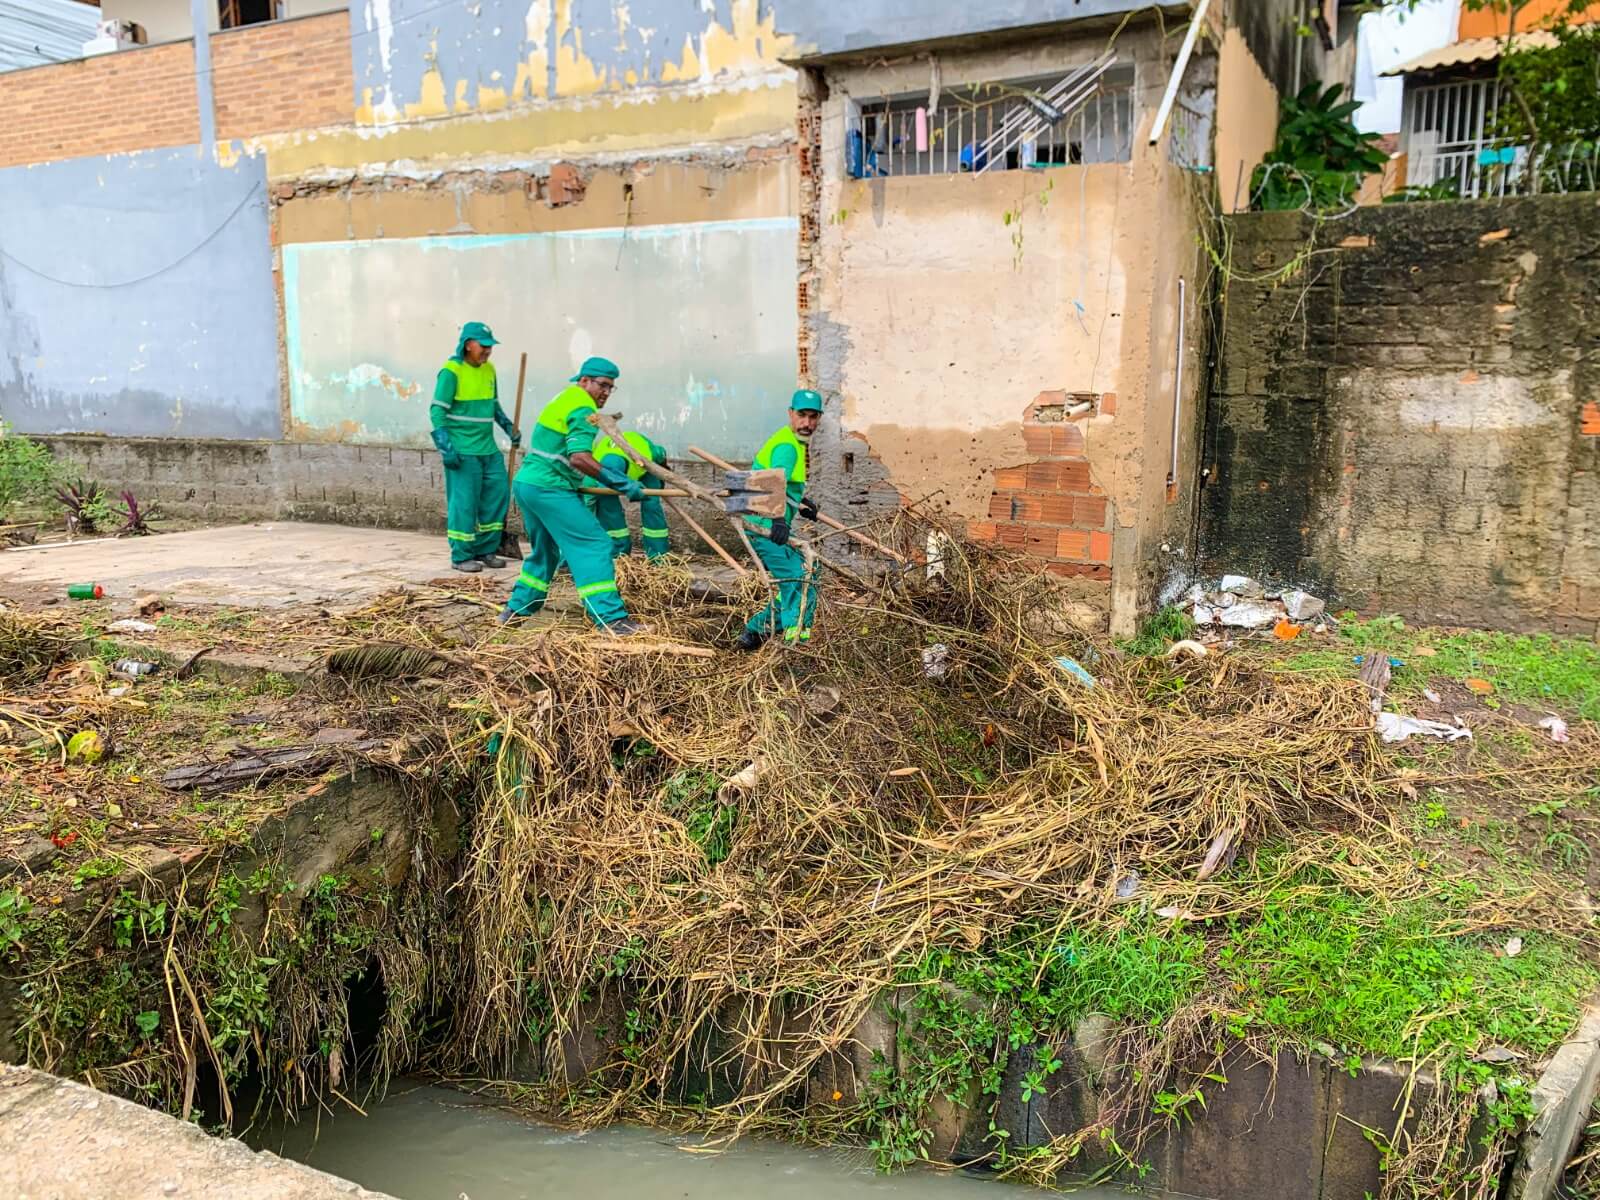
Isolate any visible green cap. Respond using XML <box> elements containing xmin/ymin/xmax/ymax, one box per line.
<box><xmin>790</xmin><ymin>388</ymin><xmax>823</xmax><ymax>412</ymax></box>
<box><xmin>459</xmin><ymin>321</ymin><xmax>497</xmax><ymax>348</ymax></box>
<box><xmin>570</xmin><ymin>356</ymin><xmax>621</xmax><ymax>382</ymax></box>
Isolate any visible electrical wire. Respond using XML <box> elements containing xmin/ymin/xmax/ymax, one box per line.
<box><xmin>0</xmin><ymin>182</ymin><xmax>263</xmax><ymax>289</ymax></box>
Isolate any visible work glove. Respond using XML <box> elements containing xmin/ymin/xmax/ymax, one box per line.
<box><xmin>494</xmin><ymin>408</ymin><xmax>521</xmax><ymax>447</ymax></box>
<box><xmin>600</xmin><ymin>466</ymin><xmax>645</xmax><ymax>503</ymax></box>
<box><xmin>769</xmin><ymin>518</ymin><xmax>790</xmax><ymax>547</ymax></box>
<box><xmin>430</xmin><ymin>428</ymin><xmax>461</xmax><ymax>469</ymax></box>
<box><xmin>798</xmin><ymin>495</ymin><xmax>819</xmax><ymax>522</ymax></box>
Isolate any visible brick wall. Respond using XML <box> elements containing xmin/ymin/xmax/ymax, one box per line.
<box><xmin>213</xmin><ymin>13</ymin><xmax>352</xmax><ymax>141</ymax></box>
<box><xmin>967</xmin><ymin>392</ymin><xmax>1115</xmax><ymax>585</ymax></box>
<box><xmin>0</xmin><ymin>44</ymin><xmax>200</xmax><ymax>169</ymax></box>
<box><xmin>0</xmin><ymin>12</ymin><xmax>351</xmax><ymax>171</ymax></box>
<box><xmin>1200</xmin><ymin>195</ymin><xmax>1600</xmax><ymax>635</ymax></box>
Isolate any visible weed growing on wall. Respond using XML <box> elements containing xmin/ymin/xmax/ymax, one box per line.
<box><xmin>0</xmin><ymin>422</ymin><xmax>61</xmax><ymax>520</ymax></box>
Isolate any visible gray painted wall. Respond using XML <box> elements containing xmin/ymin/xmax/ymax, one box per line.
<box><xmin>0</xmin><ymin>145</ymin><xmax>282</xmax><ymax>439</ymax></box>
<box><xmin>775</xmin><ymin>0</ymin><xmax>1150</xmax><ymax>59</ymax></box>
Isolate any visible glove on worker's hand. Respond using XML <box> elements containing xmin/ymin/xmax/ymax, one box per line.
<box><xmin>769</xmin><ymin>518</ymin><xmax>790</xmax><ymax>547</ymax></box>
<box><xmin>600</xmin><ymin>466</ymin><xmax>645</xmax><ymax>503</ymax></box>
<box><xmin>494</xmin><ymin>408</ymin><xmax>519</xmax><ymax>447</ymax></box>
<box><xmin>430</xmin><ymin>428</ymin><xmax>461</xmax><ymax>469</ymax></box>
<box><xmin>798</xmin><ymin>495</ymin><xmax>819</xmax><ymax>522</ymax></box>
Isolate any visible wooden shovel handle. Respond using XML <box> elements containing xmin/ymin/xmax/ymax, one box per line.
<box><xmin>684</xmin><ymin>445</ymin><xmax>906</xmax><ymax>563</ymax></box>
<box><xmin>665</xmin><ymin>498</ymin><xmax>748</xmax><ymax>576</ymax></box>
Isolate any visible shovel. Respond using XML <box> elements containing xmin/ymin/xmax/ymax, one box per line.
<box><xmin>497</xmin><ymin>352</ymin><xmax>528</xmax><ymax>560</ymax></box>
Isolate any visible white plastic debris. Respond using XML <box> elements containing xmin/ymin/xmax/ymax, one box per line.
<box><xmin>1375</xmin><ymin>712</ymin><xmax>1473</xmax><ymax>744</ymax></box>
<box><xmin>1219</xmin><ymin>574</ymin><xmax>1263</xmax><ymax>597</ymax></box>
<box><xmin>1423</xmin><ymin>688</ymin><xmax>1442</xmax><ymax>704</ymax></box>
<box><xmin>1218</xmin><ymin>601</ymin><xmax>1282</xmax><ymax>629</ymax></box>
<box><xmin>1281</xmin><ymin>589</ymin><xmax>1325</xmax><ymax>622</ymax></box>
<box><xmin>1053</xmin><ymin>656</ymin><xmax>1096</xmax><ymax>688</ymax></box>
<box><xmin>921</xmin><ymin>644</ymin><xmax>950</xmax><ymax>679</ymax></box>
<box><xmin>112</xmin><ymin>659</ymin><xmax>158</xmax><ymax>677</ymax></box>
<box><xmin>107</xmin><ymin>619</ymin><xmax>159</xmax><ymax>634</ymax></box>
<box><xmin>1538</xmin><ymin>716</ymin><xmax>1570</xmax><ymax>744</ymax></box>
<box><xmin>1504</xmin><ymin>935</ymin><xmax>1523</xmax><ymax>958</ymax></box>
<box><xmin>1162</xmin><ymin>639</ymin><xmax>1209</xmax><ymax>660</ymax></box>
<box><xmin>1114</xmin><ymin>872</ymin><xmax>1140</xmax><ymax>901</ymax></box>
<box><xmin>1192</xmin><ymin>604</ymin><xmax>1215</xmax><ymax>625</ymax></box>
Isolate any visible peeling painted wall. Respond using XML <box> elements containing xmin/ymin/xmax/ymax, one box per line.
<box><xmin>353</xmin><ymin>0</ymin><xmax>795</xmax><ymax>124</ymax></box>
<box><xmin>283</xmin><ymin>217</ymin><xmax>797</xmax><ymax>455</ymax></box>
<box><xmin>778</xmin><ymin>0</ymin><xmax>1156</xmax><ymax>60</ymax></box>
<box><xmin>0</xmin><ymin>145</ymin><xmax>282</xmax><ymax>439</ymax></box>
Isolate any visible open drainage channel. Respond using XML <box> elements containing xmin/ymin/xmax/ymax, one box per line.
<box><xmin>2</xmin><ymin>595</ymin><xmax>1598</xmax><ymax>1200</ymax></box>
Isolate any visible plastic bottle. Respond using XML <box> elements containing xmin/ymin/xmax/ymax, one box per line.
<box><xmin>67</xmin><ymin>583</ymin><xmax>103</xmax><ymax>600</ymax></box>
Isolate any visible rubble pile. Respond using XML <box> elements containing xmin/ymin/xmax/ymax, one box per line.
<box><xmin>1188</xmin><ymin>574</ymin><xmax>1328</xmax><ymax>633</ymax></box>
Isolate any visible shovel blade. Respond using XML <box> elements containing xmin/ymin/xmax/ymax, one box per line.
<box><xmin>720</xmin><ymin>468</ymin><xmax>787</xmax><ymax>520</ymax></box>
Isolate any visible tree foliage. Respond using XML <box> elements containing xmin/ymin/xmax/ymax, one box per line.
<box><xmin>1251</xmin><ymin>84</ymin><xmax>1389</xmax><ymax>211</ymax></box>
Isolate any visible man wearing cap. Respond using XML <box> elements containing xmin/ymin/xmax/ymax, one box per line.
<box><xmin>589</xmin><ymin>429</ymin><xmax>672</xmax><ymax>561</ymax></box>
<box><xmin>501</xmin><ymin>356</ymin><xmax>648</xmax><ymax>635</ymax></box>
<box><xmin>736</xmin><ymin>389</ymin><xmax>824</xmax><ymax>651</ymax></box>
<box><xmin>430</xmin><ymin>321</ymin><xmax>520</xmax><ymax>573</ymax></box>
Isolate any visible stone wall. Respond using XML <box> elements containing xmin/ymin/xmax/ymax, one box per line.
<box><xmin>1200</xmin><ymin>195</ymin><xmax>1600</xmax><ymax>635</ymax></box>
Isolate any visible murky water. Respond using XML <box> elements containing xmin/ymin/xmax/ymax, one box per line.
<box><xmin>256</xmin><ymin>1083</ymin><xmax>1128</xmax><ymax>1200</ymax></box>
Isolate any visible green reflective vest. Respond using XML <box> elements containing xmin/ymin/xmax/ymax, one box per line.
<box><xmin>437</xmin><ymin>359</ymin><xmax>499</xmax><ymax>455</ymax></box>
<box><xmin>518</xmin><ymin>385</ymin><xmax>599</xmax><ymax>491</ymax></box>
<box><xmin>592</xmin><ymin>430</ymin><xmax>656</xmax><ymax>481</ymax></box>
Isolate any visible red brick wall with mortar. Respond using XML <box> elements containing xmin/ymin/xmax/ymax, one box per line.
<box><xmin>0</xmin><ymin>44</ymin><xmax>200</xmax><ymax>169</ymax></box>
<box><xmin>1201</xmin><ymin>195</ymin><xmax>1600</xmax><ymax>635</ymax></box>
<box><xmin>967</xmin><ymin>392</ymin><xmax>1116</xmax><ymax>586</ymax></box>
<box><xmin>212</xmin><ymin>13</ymin><xmax>353</xmax><ymax>142</ymax></box>
<box><xmin>0</xmin><ymin>13</ymin><xmax>351</xmax><ymax>171</ymax></box>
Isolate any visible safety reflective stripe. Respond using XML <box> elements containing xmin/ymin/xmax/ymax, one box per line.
<box><xmin>430</xmin><ymin>399</ymin><xmax>450</xmax><ymax>410</ymax></box>
<box><xmin>477</xmin><ymin>521</ymin><xmax>503</xmax><ymax>532</ymax></box>
<box><xmin>641</xmin><ymin>527</ymin><xmax>670</xmax><ymax>539</ymax></box>
<box><xmin>518</xmin><ymin>572</ymin><xmax>550</xmax><ymax>593</ymax></box>
<box><xmin>445</xmin><ymin>414</ymin><xmax>495</xmax><ymax>423</ymax></box>
<box><xmin>783</xmin><ymin>626</ymin><xmax>801</xmax><ymax>642</ymax></box>
<box><xmin>607</xmin><ymin>528</ymin><xmax>631</xmax><ymax>539</ymax></box>
<box><xmin>447</xmin><ymin>530</ymin><xmax>475</xmax><ymax>541</ymax></box>
<box><xmin>576</xmin><ymin>581</ymin><xmax>617</xmax><ymax>597</ymax></box>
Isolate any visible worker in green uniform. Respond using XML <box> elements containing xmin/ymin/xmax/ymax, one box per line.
<box><xmin>736</xmin><ymin>389</ymin><xmax>824</xmax><ymax>651</ymax></box>
<box><xmin>589</xmin><ymin>430</ymin><xmax>672</xmax><ymax>561</ymax></box>
<box><xmin>430</xmin><ymin>321</ymin><xmax>520</xmax><ymax>573</ymax></box>
<box><xmin>500</xmin><ymin>356</ymin><xmax>648</xmax><ymax>634</ymax></box>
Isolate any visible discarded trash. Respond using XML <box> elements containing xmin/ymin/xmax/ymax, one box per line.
<box><xmin>107</xmin><ymin>685</ymin><xmax>130</xmax><ymax>698</ymax></box>
<box><xmin>1155</xmin><ymin>905</ymin><xmax>1197</xmax><ymax>920</ymax></box>
<box><xmin>1192</xmin><ymin>603</ymin><xmax>1215</xmax><ymax>625</ymax></box>
<box><xmin>1538</xmin><ymin>716</ymin><xmax>1570</xmax><ymax>743</ymax></box>
<box><xmin>1281</xmin><ymin>589</ymin><xmax>1325</xmax><ymax>621</ymax></box>
<box><xmin>1476</xmin><ymin>1046</ymin><xmax>1524</xmax><ymax>1064</ymax></box>
<box><xmin>1053</xmin><ymin>656</ymin><xmax>1096</xmax><ymax>688</ymax></box>
<box><xmin>66</xmin><ymin>729</ymin><xmax>107</xmax><ymax>763</ymax></box>
<box><xmin>107</xmin><ymin>619</ymin><xmax>159</xmax><ymax>634</ymax></box>
<box><xmin>922</xmin><ymin>643</ymin><xmax>950</xmax><ymax>679</ymax></box>
<box><xmin>1354</xmin><ymin>655</ymin><xmax>1404</xmax><ymax>669</ymax></box>
<box><xmin>112</xmin><ymin>659</ymin><xmax>158</xmax><ymax>677</ymax></box>
<box><xmin>1375</xmin><ymin>712</ymin><xmax>1472</xmax><ymax>744</ymax></box>
<box><xmin>1504</xmin><ymin>935</ymin><xmax>1523</xmax><ymax>958</ymax></box>
<box><xmin>1162</xmin><ymin>639</ymin><xmax>1209</xmax><ymax>660</ymax></box>
<box><xmin>1219</xmin><ymin>574</ymin><xmax>1263</xmax><ymax>597</ymax></box>
<box><xmin>134</xmin><ymin>593</ymin><xmax>164</xmax><ymax>617</ymax></box>
<box><xmin>67</xmin><ymin>583</ymin><xmax>103</xmax><ymax>600</ymax></box>
<box><xmin>1465</xmin><ymin>678</ymin><xmax>1495</xmax><ymax>696</ymax></box>
<box><xmin>1273</xmin><ymin>619</ymin><xmax>1302</xmax><ymax>641</ymax></box>
<box><xmin>1423</xmin><ymin>688</ymin><xmax>1442</xmax><ymax>704</ymax></box>
<box><xmin>1196</xmin><ymin>824</ymin><xmax>1241</xmax><ymax>881</ymax></box>
<box><xmin>1209</xmin><ymin>591</ymin><xmax>1237</xmax><ymax>609</ymax></box>
<box><xmin>1113</xmin><ymin>871</ymin><xmax>1140</xmax><ymax>901</ymax></box>
<box><xmin>1219</xmin><ymin>601</ymin><xmax>1280</xmax><ymax>629</ymax></box>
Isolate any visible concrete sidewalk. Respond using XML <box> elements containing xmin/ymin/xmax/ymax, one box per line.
<box><xmin>0</xmin><ymin>523</ymin><xmax>491</xmax><ymax>608</ymax></box>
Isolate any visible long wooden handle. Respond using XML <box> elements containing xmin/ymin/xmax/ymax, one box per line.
<box><xmin>665</xmin><ymin>498</ymin><xmax>747</xmax><ymax>576</ymax></box>
<box><xmin>684</xmin><ymin>445</ymin><xmax>905</xmax><ymax>563</ymax></box>
<box><xmin>507</xmin><ymin>352</ymin><xmax>528</xmax><ymax>477</ymax></box>
<box><xmin>579</xmin><ymin>487</ymin><xmax>691</xmax><ymax>498</ymax></box>
<box><xmin>588</xmin><ymin>413</ymin><xmax>776</xmax><ymax>580</ymax></box>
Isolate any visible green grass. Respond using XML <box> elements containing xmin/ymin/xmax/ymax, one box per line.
<box><xmin>1123</xmin><ymin>605</ymin><xmax>1197</xmax><ymax>657</ymax></box>
<box><xmin>1274</xmin><ymin>615</ymin><xmax>1600</xmax><ymax>720</ymax></box>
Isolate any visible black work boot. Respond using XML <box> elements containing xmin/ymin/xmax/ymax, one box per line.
<box><xmin>477</xmin><ymin>554</ymin><xmax>508</xmax><ymax>569</ymax></box>
<box><xmin>735</xmin><ymin>629</ymin><xmax>766</xmax><ymax>652</ymax></box>
<box><xmin>453</xmin><ymin>559</ymin><xmax>483</xmax><ymax>574</ymax></box>
<box><xmin>604</xmin><ymin>618</ymin><xmax>652</xmax><ymax>637</ymax></box>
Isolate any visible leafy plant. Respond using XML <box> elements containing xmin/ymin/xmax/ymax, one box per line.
<box><xmin>0</xmin><ymin>423</ymin><xmax>62</xmax><ymax>519</ymax></box>
<box><xmin>1384</xmin><ymin>179</ymin><xmax>1462</xmax><ymax>203</ymax></box>
<box><xmin>56</xmin><ymin>480</ymin><xmax>114</xmax><ymax>535</ymax></box>
<box><xmin>1125</xmin><ymin>605</ymin><xmax>1196</xmax><ymax>656</ymax></box>
<box><xmin>115</xmin><ymin>490</ymin><xmax>159</xmax><ymax>536</ymax></box>
<box><xmin>1251</xmin><ymin>84</ymin><xmax>1388</xmax><ymax>212</ymax></box>
<box><xmin>0</xmin><ymin>886</ymin><xmax>30</xmax><ymax>952</ymax></box>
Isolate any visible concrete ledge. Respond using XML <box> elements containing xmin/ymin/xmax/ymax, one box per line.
<box><xmin>1511</xmin><ymin>997</ymin><xmax>1600</xmax><ymax>1200</ymax></box>
<box><xmin>0</xmin><ymin>1064</ymin><xmax>395</xmax><ymax>1199</ymax></box>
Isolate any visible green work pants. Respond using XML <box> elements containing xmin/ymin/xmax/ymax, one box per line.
<box><xmin>592</xmin><ymin>492</ymin><xmax>671</xmax><ymax>560</ymax></box>
<box><xmin>444</xmin><ymin>453</ymin><xmax>509</xmax><ymax>563</ymax></box>
<box><xmin>506</xmin><ymin>482</ymin><xmax>628</xmax><ymax>627</ymax></box>
<box><xmin>745</xmin><ymin>536</ymin><xmax>818</xmax><ymax>642</ymax></box>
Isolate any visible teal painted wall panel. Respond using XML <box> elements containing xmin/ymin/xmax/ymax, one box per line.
<box><xmin>284</xmin><ymin>218</ymin><xmax>798</xmax><ymax>461</ymax></box>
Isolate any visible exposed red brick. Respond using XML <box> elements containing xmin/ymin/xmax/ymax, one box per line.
<box><xmin>1073</xmin><ymin>496</ymin><xmax>1108</xmax><ymax>526</ymax></box>
<box><xmin>1036</xmin><ymin>494</ymin><xmax>1076</xmax><ymax>523</ymax></box>
<box><xmin>1051</xmin><ymin>426</ymin><xmax>1085</xmax><ymax>455</ymax></box>
<box><xmin>1022</xmin><ymin>426</ymin><xmax>1054</xmax><ymax>455</ymax></box>
<box><xmin>1045</xmin><ymin>562</ymin><xmax>1112</xmax><ymax>581</ymax></box>
<box><xmin>1056</xmin><ymin>530</ymin><xmax>1089</xmax><ymax>560</ymax></box>
<box><xmin>994</xmin><ymin>524</ymin><xmax>1027</xmax><ymax>548</ymax></box>
<box><xmin>966</xmin><ymin>520</ymin><xmax>997</xmax><ymax>542</ymax></box>
<box><xmin>1583</xmin><ymin>401</ymin><xmax>1600</xmax><ymax>437</ymax></box>
<box><xmin>547</xmin><ymin>163</ymin><xmax>586</xmax><ymax>206</ymax></box>
<box><xmin>1099</xmin><ymin>392</ymin><xmax>1117</xmax><ymax>416</ymax></box>
<box><xmin>1088</xmin><ymin>530</ymin><xmax>1112</xmax><ymax>563</ymax></box>
<box><xmin>993</xmin><ymin>465</ymin><xmax>1028</xmax><ymax>490</ymax></box>
<box><xmin>1026</xmin><ymin>461</ymin><xmax>1091</xmax><ymax>491</ymax></box>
